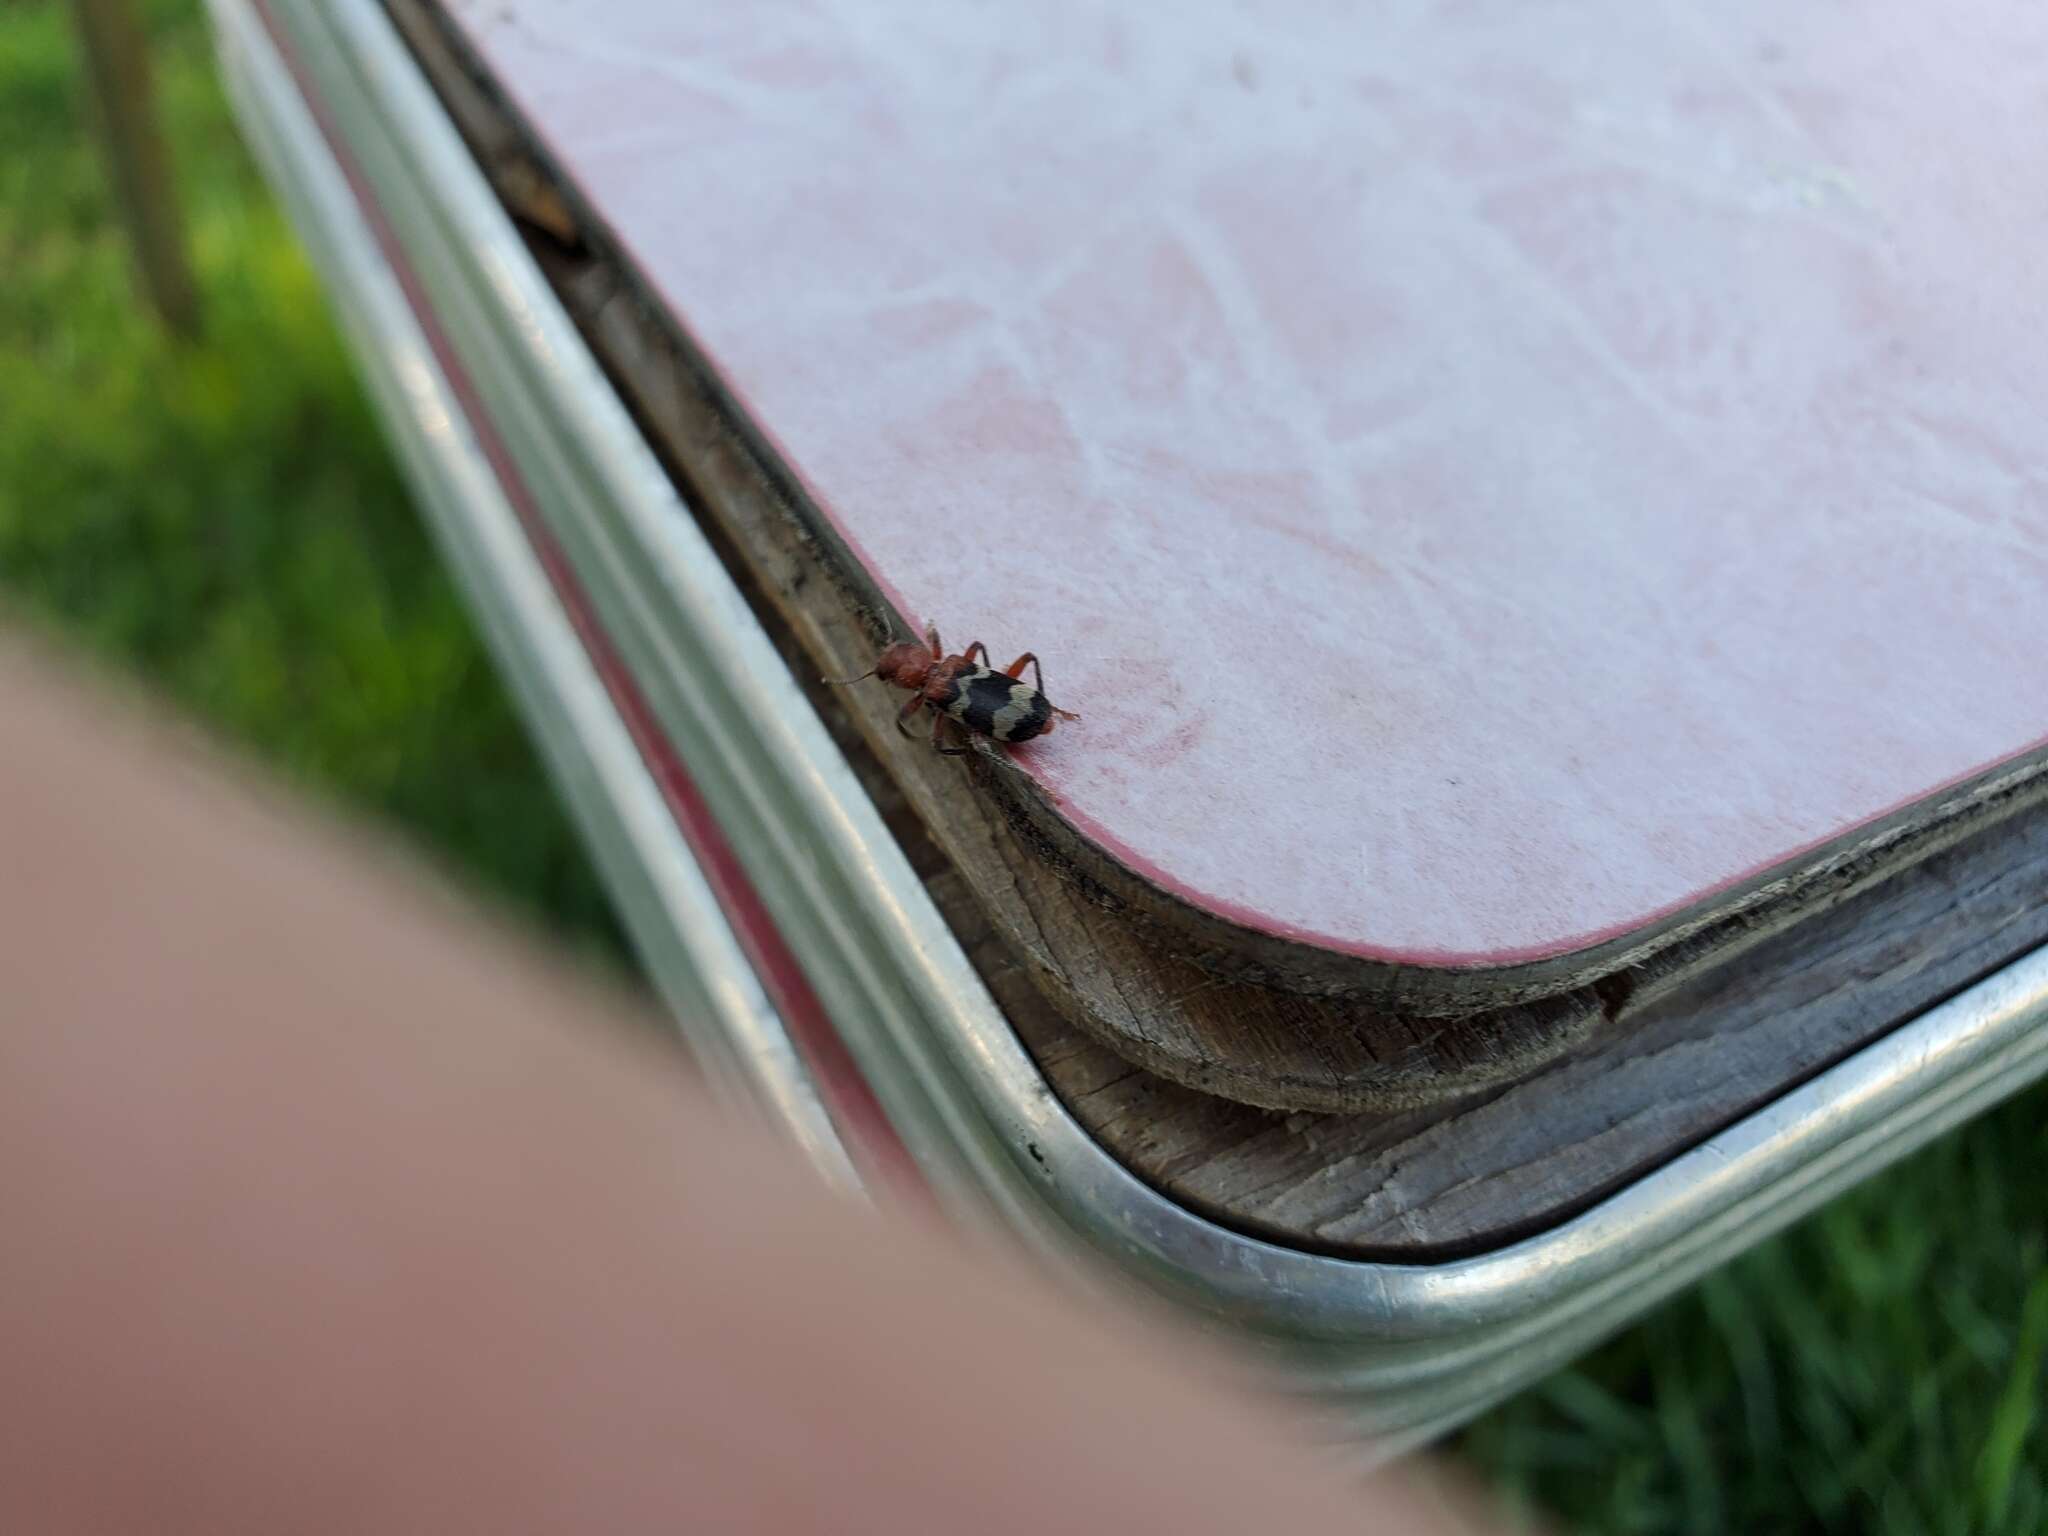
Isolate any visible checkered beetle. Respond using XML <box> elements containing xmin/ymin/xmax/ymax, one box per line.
<box><xmin>828</xmin><ymin>625</ymin><xmax>1079</xmax><ymax>755</ymax></box>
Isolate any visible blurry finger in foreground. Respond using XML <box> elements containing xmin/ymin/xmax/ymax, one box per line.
<box><xmin>0</xmin><ymin>632</ymin><xmax>1517</xmax><ymax>1534</ymax></box>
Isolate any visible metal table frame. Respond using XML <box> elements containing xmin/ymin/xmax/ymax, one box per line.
<box><xmin>210</xmin><ymin>0</ymin><xmax>2048</xmax><ymax>1455</ymax></box>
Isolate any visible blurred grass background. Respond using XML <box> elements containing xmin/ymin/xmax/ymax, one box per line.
<box><xmin>1</xmin><ymin>0</ymin><xmax>625</xmax><ymax>969</ymax></box>
<box><xmin>3</xmin><ymin>3</ymin><xmax>2042</xmax><ymax>1532</ymax></box>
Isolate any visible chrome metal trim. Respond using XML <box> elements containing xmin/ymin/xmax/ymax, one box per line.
<box><xmin>205</xmin><ymin>0</ymin><xmax>857</xmax><ymax>1190</ymax></box>
<box><xmin>216</xmin><ymin>0</ymin><xmax>2048</xmax><ymax>1452</ymax></box>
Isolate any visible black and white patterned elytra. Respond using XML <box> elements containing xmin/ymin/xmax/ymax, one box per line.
<box><xmin>823</xmin><ymin>624</ymin><xmax>1079</xmax><ymax>758</ymax></box>
<box><xmin>940</xmin><ymin>666</ymin><xmax>1056</xmax><ymax>743</ymax></box>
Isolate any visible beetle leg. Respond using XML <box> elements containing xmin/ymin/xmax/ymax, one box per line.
<box><xmin>932</xmin><ymin>710</ymin><xmax>971</xmax><ymax>756</ymax></box>
<box><xmin>924</xmin><ymin>624</ymin><xmax>944</xmax><ymax>658</ymax></box>
<box><xmin>1006</xmin><ymin>651</ymin><xmax>1079</xmax><ymax>720</ymax></box>
<box><xmin>962</xmin><ymin>641</ymin><xmax>989</xmax><ymax>668</ymax></box>
<box><xmin>894</xmin><ymin>693</ymin><xmax>924</xmax><ymax>738</ymax></box>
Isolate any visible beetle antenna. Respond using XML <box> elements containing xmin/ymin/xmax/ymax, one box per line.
<box><xmin>821</xmin><ymin>666</ymin><xmax>878</xmax><ymax>686</ymax></box>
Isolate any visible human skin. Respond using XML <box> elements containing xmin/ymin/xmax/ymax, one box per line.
<box><xmin>0</xmin><ymin>632</ymin><xmax>1511</xmax><ymax>1534</ymax></box>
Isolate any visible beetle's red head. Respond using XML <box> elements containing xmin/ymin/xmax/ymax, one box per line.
<box><xmin>822</xmin><ymin>637</ymin><xmax>936</xmax><ymax>693</ymax></box>
<box><xmin>873</xmin><ymin>640</ymin><xmax>934</xmax><ymax>691</ymax></box>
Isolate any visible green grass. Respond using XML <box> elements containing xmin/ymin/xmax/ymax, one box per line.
<box><xmin>3</xmin><ymin>4</ymin><xmax>2043</xmax><ymax>1531</ymax></box>
<box><xmin>0</xmin><ymin>0</ymin><xmax>623</xmax><ymax>969</ymax></box>
<box><xmin>1466</xmin><ymin>1103</ymin><xmax>2047</xmax><ymax>1533</ymax></box>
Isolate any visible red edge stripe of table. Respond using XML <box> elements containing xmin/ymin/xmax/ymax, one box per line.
<box><xmin>253</xmin><ymin>0</ymin><xmax>925</xmax><ymax>1198</ymax></box>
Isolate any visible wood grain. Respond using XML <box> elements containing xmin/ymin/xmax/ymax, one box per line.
<box><xmin>736</xmin><ymin>580</ymin><xmax>2048</xmax><ymax>1259</ymax></box>
<box><xmin>769</xmin><ymin>611</ymin><xmax>2048</xmax><ymax>1256</ymax></box>
<box><xmin>1011</xmin><ymin>804</ymin><xmax>2048</xmax><ymax>1258</ymax></box>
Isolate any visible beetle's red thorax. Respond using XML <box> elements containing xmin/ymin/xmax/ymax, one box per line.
<box><xmin>922</xmin><ymin>654</ymin><xmax>973</xmax><ymax>704</ymax></box>
<box><xmin>874</xmin><ymin>641</ymin><xmax>936</xmax><ymax>691</ymax></box>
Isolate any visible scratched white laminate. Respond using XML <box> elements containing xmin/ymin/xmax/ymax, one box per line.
<box><xmin>436</xmin><ymin>0</ymin><xmax>2048</xmax><ymax>966</ymax></box>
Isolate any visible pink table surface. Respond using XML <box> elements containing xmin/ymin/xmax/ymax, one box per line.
<box><xmin>442</xmin><ymin>0</ymin><xmax>2048</xmax><ymax>967</ymax></box>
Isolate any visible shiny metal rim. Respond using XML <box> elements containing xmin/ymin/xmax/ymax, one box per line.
<box><xmin>204</xmin><ymin>0</ymin><xmax>856</xmax><ymax>1187</ymax></box>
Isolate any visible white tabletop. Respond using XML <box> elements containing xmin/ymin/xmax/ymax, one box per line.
<box><xmin>444</xmin><ymin>0</ymin><xmax>2048</xmax><ymax>964</ymax></box>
